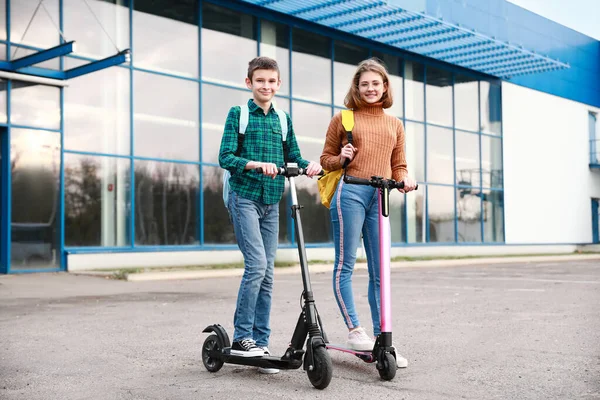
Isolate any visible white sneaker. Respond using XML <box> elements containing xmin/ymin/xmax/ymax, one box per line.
<box><xmin>388</xmin><ymin>343</ymin><xmax>408</xmax><ymax>368</ymax></box>
<box><xmin>347</xmin><ymin>327</ymin><xmax>375</xmax><ymax>351</ymax></box>
<box><xmin>257</xmin><ymin>347</ymin><xmax>279</xmax><ymax>374</ymax></box>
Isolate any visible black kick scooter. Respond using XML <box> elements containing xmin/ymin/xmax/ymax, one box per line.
<box><xmin>201</xmin><ymin>163</ymin><xmax>332</xmax><ymax>390</ymax></box>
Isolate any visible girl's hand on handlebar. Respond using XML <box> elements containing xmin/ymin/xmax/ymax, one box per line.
<box><xmin>398</xmin><ymin>176</ymin><xmax>417</xmax><ymax>193</ymax></box>
<box><xmin>305</xmin><ymin>161</ymin><xmax>323</xmax><ymax>178</ymax></box>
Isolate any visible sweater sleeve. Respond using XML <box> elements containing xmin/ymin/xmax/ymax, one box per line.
<box><xmin>391</xmin><ymin>120</ymin><xmax>408</xmax><ymax>182</ymax></box>
<box><xmin>320</xmin><ymin>112</ymin><xmax>344</xmax><ymax>171</ymax></box>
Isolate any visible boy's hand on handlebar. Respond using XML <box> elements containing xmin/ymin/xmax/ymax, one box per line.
<box><xmin>253</xmin><ymin>162</ymin><xmax>278</xmax><ymax>178</ymax></box>
<box><xmin>398</xmin><ymin>177</ymin><xmax>418</xmax><ymax>193</ymax></box>
<box><xmin>305</xmin><ymin>161</ymin><xmax>323</xmax><ymax>178</ymax></box>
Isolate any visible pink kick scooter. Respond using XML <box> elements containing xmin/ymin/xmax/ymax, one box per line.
<box><xmin>323</xmin><ymin>175</ymin><xmax>417</xmax><ymax>381</ymax></box>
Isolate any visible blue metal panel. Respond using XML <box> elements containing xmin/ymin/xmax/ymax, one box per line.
<box><xmin>8</xmin><ymin>41</ymin><xmax>75</xmax><ymax>70</ymax></box>
<box><xmin>65</xmin><ymin>50</ymin><xmax>130</xmax><ymax>80</ymax></box>
<box><xmin>59</xmin><ymin>0</ymin><xmax>66</xmax><ymax>272</ymax></box>
<box><xmin>240</xmin><ymin>0</ymin><xmax>569</xmax><ymax>80</ymax></box>
<box><xmin>592</xmin><ymin>200</ymin><xmax>599</xmax><ymax>244</ymax></box>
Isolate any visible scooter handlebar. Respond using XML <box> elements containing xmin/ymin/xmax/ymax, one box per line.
<box><xmin>254</xmin><ymin>165</ymin><xmax>325</xmax><ymax>178</ymax></box>
<box><xmin>343</xmin><ymin>175</ymin><xmax>418</xmax><ymax>190</ymax></box>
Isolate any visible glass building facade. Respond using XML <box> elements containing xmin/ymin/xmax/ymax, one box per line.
<box><xmin>0</xmin><ymin>0</ymin><xmax>504</xmax><ymax>273</ymax></box>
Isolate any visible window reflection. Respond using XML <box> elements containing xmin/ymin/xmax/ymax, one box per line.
<box><xmin>291</xmin><ymin>101</ymin><xmax>330</xmax><ymax>162</ymax></box>
<box><xmin>0</xmin><ymin>2</ymin><xmax>5</xmax><ymax>40</ymax></box>
<box><xmin>405</xmin><ymin>61</ymin><xmax>424</xmax><ymax>121</ymax></box>
<box><xmin>64</xmin><ymin>59</ymin><xmax>130</xmax><ymax>155</ymax></box>
<box><xmin>0</xmin><ymin>80</ymin><xmax>7</xmax><ymax>123</ymax></box>
<box><xmin>427</xmin><ymin>185</ymin><xmax>455</xmax><ymax>242</ymax></box>
<box><xmin>455</xmin><ymin>130</ymin><xmax>480</xmax><ymax>187</ymax></box>
<box><xmin>10</xmin><ymin>128</ymin><xmax>60</xmax><ymax>269</ymax></box>
<box><xmin>426</xmin><ymin>126</ymin><xmax>453</xmax><ymax>184</ymax></box>
<box><xmin>457</xmin><ymin>187</ymin><xmax>481</xmax><ymax>242</ymax></box>
<box><xmin>11</xmin><ymin>82</ymin><xmax>60</xmax><ymax>130</ymax></box>
<box><xmin>426</xmin><ymin>67</ymin><xmax>452</xmax><ymax>127</ymax></box>
<box><xmin>135</xmin><ymin>161</ymin><xmax>198</xmax><ymax>245</ymax></box>
<box><xmin>389</xmin><ymin>190</ymin><xmax>406</xmax><ymax>243</ymax></box>
<box><xmin>292</xmin><ymin>28</ymin><xmax>331</xmax><ymax>103</ymax></box>
<box><xmin>481</xmin><ymin>135</ymin><xmax>503</xmax><ymax>188</ymax></box>
<box><xmin>203</xmin><ymin>165</ymin><xmax>235</xmax><ymax>244</ymax></box>
<box><xmin>65</xmin><ymin>0</ymin><xmax>129</xmax><ymax>59</ymax></box>
<box><xmin>202</xmin><ymin>3</ymin><xmax>256</xmax><ymax>88</ymax></box>
<box><xmin>481</xmin><ymin>81</ymin><xmax>502</xmax><ymax>135</ymax></box>
<box><xmin>483</xmin><ymin>189</ymin><xmax>504</xmax><ymax>242</ymax></box>
<box><xmin>134</xmin><ymin>0</ymin><xmax>198</xmax><ymax>77</ymax></box>
<box><xmin>333</xmin><ymin>41</ymin><xmax>369</xmax><ymax>107</ymax></box>
<box><xmin>201</xmin><ymin>85</ymin><xmax>251</xmax><ymax>165</ymax></box>
<box><xmin>372</xmin><ymin>51</ymin><xmax>403</xmax><ymax>118</ymax></box>
<box><xmin>260</xmin><ymin>20</ymin><xmax>289</xmax><ymax>95</ymax></box>
<box><xmin>454</xmin><ymin>75</ymin><xmax>479</xmax><ymax>131</ymax></box>
<box><xmin>134</xmin><ymin>70</ymin><xmax>199</xmax><ymax>161</ymax></box>
<box><xmin>404</xmin><ymin>122</ymin><xmax>424</xmax><ymax>182</ymax></box>
<box><xmin>11</xmin><ymin>0</ymin><xmax>59</xmax><ymax>49</ymax></box>
<box><xmin>407</xmin><ymin>184</ymin><xmax>425</xmax><ymax>243</ymax></box>
<box><xmin>64</xmin><ymin>154</ymin><xmax>130</xmax><ymax>247</ymax></box>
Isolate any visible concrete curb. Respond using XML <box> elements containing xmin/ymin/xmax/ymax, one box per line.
<box><xmin>122</xmin><ymin>253</ymin><xmax>600</xmax><ymax>282</ymax></box>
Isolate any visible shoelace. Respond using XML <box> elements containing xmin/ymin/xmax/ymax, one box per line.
<box><xmin>240</xmin><ymin>338</ymin><xmax>257</xmax><ymax>349</ymax></box>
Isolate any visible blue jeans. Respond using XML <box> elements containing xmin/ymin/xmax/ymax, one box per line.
<box><xmin>228</xmin><ymin>190</ymin><xmax>279</xmax><ymax>347</ymax></box>
<box><xmin>330</xmin><ymin>179</ymin><xmax>383</xmax><ymax>336</ymax></box>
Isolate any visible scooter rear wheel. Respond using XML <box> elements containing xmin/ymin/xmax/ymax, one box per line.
<box><xmin>202</xmin><ymin>334</ymin><xmax>225</xmax><ymax>372</ymax></box>
<box><xmin>307</xmin><ymin>346</ymin><xmax>332</xmax><ymax>390</ymax></box>
<box><xmin>378</xmin><ymin>352</ymin><xmax>396</xmax><ymax>381</ymax></box>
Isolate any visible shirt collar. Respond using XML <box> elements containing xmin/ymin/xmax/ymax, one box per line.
<box><xmin>248</xmin><ymin>98</ymin><xmax>275</xmax><ymax>114</ymax></box>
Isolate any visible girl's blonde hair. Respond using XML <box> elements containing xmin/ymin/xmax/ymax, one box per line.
<box><xmin>344</xmin><ymin>58</ymin><xmax>394</xmax><ymax>110</ymax></box>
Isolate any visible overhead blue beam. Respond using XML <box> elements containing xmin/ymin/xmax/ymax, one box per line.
<box><xmin>9</xmin><ymin>41</ymin><xmax>75</xmax><ymax>70</ymax></box>
<box><xmin>14</xmin><ymin>66</ymin><xmax>66</xmax><ymax>80</ymax></box>
<box><xmin>65</xmin><ymin>49</ymin><xmax>130</xmax><ymax>80</ymax></box>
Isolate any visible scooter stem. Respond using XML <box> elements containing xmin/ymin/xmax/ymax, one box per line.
<box><xmin>378</xmin><ymin>187</ymin><xmax>392</xmax><ymax>333</ymax></box>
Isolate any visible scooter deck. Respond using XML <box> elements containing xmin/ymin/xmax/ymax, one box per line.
<box><xmin>325</xmin><ymin>344</ymin><xmax>375</xmax><ymax>362</ymax></box>
<box><xmin>220</xmin><ymin>347</ymin><xmax>304</xmax><ymax>369</ymax></box>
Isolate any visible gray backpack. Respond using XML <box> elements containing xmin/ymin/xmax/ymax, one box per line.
<box><xmin>222</xmin><ymin>105</ymin><xmax>288</xmax><ymax>206</ymax></box>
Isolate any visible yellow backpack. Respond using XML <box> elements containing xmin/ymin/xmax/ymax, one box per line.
<box><xmin>318</xmin><ymin>110</ymin><xmax>354</xmax><ymax>208</ymax></box>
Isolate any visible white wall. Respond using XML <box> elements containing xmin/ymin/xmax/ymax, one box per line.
<box><xmin>502</xmin><ymin>82</ymin><xmax>600</xmax><ymax>244</ymax></box>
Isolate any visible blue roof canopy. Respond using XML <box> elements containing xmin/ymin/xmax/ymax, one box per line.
<box><xmin>244</xmin><ymin>0</ymin><xmax>569</xmax><ymax>79</ymax></box>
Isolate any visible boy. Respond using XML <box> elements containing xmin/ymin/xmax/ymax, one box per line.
<box><xmin>218</xmin><ymin>57</ymin><xmax>321</xmax><ymax>373</ymax></box>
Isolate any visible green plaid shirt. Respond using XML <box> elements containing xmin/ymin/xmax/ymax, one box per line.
<box><xmin>219</xmin><ymin>99</ymin><xmax>309</xmax><ymax>205</ymax></box>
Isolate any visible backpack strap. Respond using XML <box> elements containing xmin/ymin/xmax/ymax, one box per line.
<box><xmin>340</xmin><ymin>110</ymin><xmax>354</xmax><ymax>168</ymax></box>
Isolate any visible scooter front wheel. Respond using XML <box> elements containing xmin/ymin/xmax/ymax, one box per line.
<box><xmin>202</xmin><ymin>334</ymin><xmax>225</xmax><ymax>372</ymax></box>
<box><xmin>307</xmin><ymin>346</ymin><xmax>332</xmax><ymax>390</ymax></box>
<box><xmin>378</xmin><ymin>352</ymin><xmax>396</xmax><ymax>381</ymax></box>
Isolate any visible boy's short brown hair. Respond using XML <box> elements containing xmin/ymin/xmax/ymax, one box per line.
<box><xmin>247</xmin><ymin>56</ymin><xmax>280</xmax><ymax>81</ymax></box>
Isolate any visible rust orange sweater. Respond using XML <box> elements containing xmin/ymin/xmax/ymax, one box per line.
<box><xmin>320</xmin><ymin>104</ymin><xmax>408</xmax><ymax>182</ymax></box>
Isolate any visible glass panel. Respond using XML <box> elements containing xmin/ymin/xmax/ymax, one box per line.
<box><xmin>455</xmin><ymin>130</ymin><xmax>480</xmax><ymax>187</ymax></box>
<box><xmin>457</xmin><ymin>188</ymin><xmax>481</xmax><ymax>242</ymax></box>
<box><xmin>64</xmin><ymin>0</ymin><xmax>129</xmax><ymax>59</ymax></box>
<box><xmin>407</xmin><ymin>183</ymin><xmax>425</xmax><ymax>243</ymax></box>
<box><xmin>11</xmin><ymin>0</ymin><xmax>59</xmax><ymax>49</ymax></box>
<box><xmin>134</xmin><ymin>160</ymin><xmax>199</xmax><ymax>245</ymax></box>
<box><xmin>404</xmin><ymin>61</ymin><xmax>424</xmax><ymax>121</ymax></box>
<box><xmin>481</xmin><ymin>135</ymin><xmax>503</xmax><ymax>188</ymax></box>
<box><xmin>291</xmin><ymin>101</ymin><xmax>331</xmax><ymax>162</ymax></box>
<box><xmin>333</xmin><ymin>41</ymin><xmax>369</xmax><ymax>107</ymax></box>
<box><xmin>292</xmin><ymin>28</ymin><xmax>331</xmax><ymax>103</ymax></box>
<box><xmin>291</xmin><ymin>172</ymin><xmax>331</xmax><ymax>244</ymax></box>
<box><xmin>480</xmin><ymin>81</ymin><xmax>502</xmax><ymax>135</ymax></box>
<box><xmin>389</xmin><ymin>190</ymin><xmax>406</xmax><ymax>243</ymax></box>
<box><xmin>426</xmin><ymin>126</ymin><xmax>453</xmax><ymax>185</ymax></box>
<box><xmin>201</xmin><ymin>85</ymin><xmax>251</xmax><ymax>165</ymax></box>
<box><xmin>372</xmin><ymin>52</ymin><xmax>403</xmax><ymax>118</ymax></box>
<box><xmin>202</xmin><ymin>3</ymin><xmax>256</xmax><ymax>88</ymax></box>
<box><xmin>64</xmin><ymin>154</ymin><xmax>130</xmax><ymax>247</ymax></box>
<box><xmin>202</xmin><ymin>165</ymin><xmax>235</xmax><ymax>244</ymax></box>
<box><xmin>0</xmin><ymin>44</ymin><xmax>5</xmax><ymax>60</ymax></box>
<box><xmin>134</xmin><ymin>0</ymin><xmax>198</xmax><ymax>77</ymax></box>
<box><xmin>64</xmin><ymin>59</ymin><xmax>130</xmax><ymax>155</ymax></box>
<box><xmin>426</xmin><ymin>67</ymin><xmax>452</xmax><ymax>127</ymax></box>
<box><xmin>134</xmin><ymin>71</ymin><xmax>199</xmax><ymax>161</ymax></box>
<box><xmin>11</xmin><ymin>82</ymin><xmax>60</xmax><ymax>130</ymax></box>
<box><xmin>404</xmin><ymin>122</ymin><xmax>424</xmax><ymax>183</ymax></box>
<box><xmin>0</xmin><ymin>2</ymin><xmax>5</xmax><ymax>40</ymax></box>
<box><xmin>10</xmin><ymin>128</ymin><xmax>60</xmax><ymax>269</ymax></box>
<box><xmin>427</xmin><ymin>185</ymin><xmax>455</xmax><ymax>242</ymax></box>
<box><xmin>259</xmin><ymin>20</ymin><xmax>289</xmax><ymax>96</ymax></box>
<box><xmin>0</xmin><ymin>80</ymin><xmax>7</xmax><ymax>124</ymax></box>
<box><xmin>454</xmin><ymin>75</ymin><xmax>479</xmax><ymax>131</ymax></box>
<box><xmin>483</xmin><ymin>189</ymin><xmax>504</xmax><ymax>242</ymax></box>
